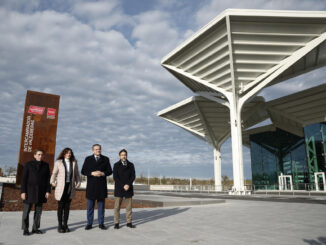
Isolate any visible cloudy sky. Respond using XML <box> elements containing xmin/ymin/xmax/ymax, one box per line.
<box><xmin>1</xmin><ymin>0</ymin><xmax>326</xmax><ymax>180</ymax></box>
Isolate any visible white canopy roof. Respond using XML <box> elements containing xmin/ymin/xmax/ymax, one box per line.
<box><xmin>266</xmin><ymin>83</ymin><xmax>326</xmax><ymax>136</ymax></box>
<box><xmin>157</xmin><ymin>96</ymin><xmax>268</xmax><ymax>149</ymax></box>
<box><xmin>242</xmin><ymin>83</ymin><xmax>326</xmax><ymax>145</ymax></box>
<box><xmin>159</xmin><ymin>83</ymin><xmax>326</xmax><ymax>149</ymax></box>
<box><xmin>162</xmin><ymin>9</ymin><xmax>326</xmax><ymax>99</ymax></box>
<box><xmin>242</xmin><ymin>125</ymin><xmax>276</xmax><ymax>147</ymax></box>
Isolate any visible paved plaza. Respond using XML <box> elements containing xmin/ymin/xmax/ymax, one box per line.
<box><xmin>0</xmin><ymin>196</ymin><xmax>325</xmax><ymax>245</ymax></box>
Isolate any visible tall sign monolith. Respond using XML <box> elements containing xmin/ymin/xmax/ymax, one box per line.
<box><xmin>16</xmin><ymin>90</ymin><xmax>60</xmax><ymax>186</ymax></box>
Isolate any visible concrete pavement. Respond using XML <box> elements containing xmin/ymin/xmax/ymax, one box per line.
<box><xmin>0</xmin><ymin>198</ymin><xmax>325</xmax><ymax>245</ymax></box>
<box><xmin>133</xmin><ymin>194</ymin><xmax>225</xmax><ymax>207</ymax></box>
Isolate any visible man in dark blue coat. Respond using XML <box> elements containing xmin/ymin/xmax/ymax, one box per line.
<box><xmin>81</xmin><ymin>144</ymin><xmax>112</xmax><ymax>230</ymax></box>
<box><xmin>113</xmin><ymin>149</ymin><xmax>136</xmax><ymax>229</ymax></box>
<box><xmin>20</xmin><ymin>148</ymin><xmax>51</xmax><ymax>236</ymax></box>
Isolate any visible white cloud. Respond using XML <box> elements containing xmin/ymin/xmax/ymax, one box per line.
<box><xmin>1</xmin><ymin>0</ymin><xmax>326</xmax><ymax>180</ymax></box>
<box><xmin>132</xmin><ymin>10</ymin><xmax>181</xmax><ymax>58</ymax></box>
<box><xmin>0</xmin><ymin>1</ymin><xmax>197</xmax><ymax>178</ymax></box>
<box><xmin>72</xmin><ymin>0</ymin><xmax>134</xmax><ymax>30</ymax></box>
<box><xmin>260</xmin><ymin>67</ymin><xmax>326</xmax><ymax>101</ymax></box>
<box><xmin>0</xmin><ymin>0</ymin><xmax>41</xmax><ymax>12</ymax></box>
<box><xmin>195</xmin><ymin>0</ymin><xmax>326</xmax><ymax>28</ymax></box>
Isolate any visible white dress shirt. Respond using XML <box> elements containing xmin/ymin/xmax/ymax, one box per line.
<box><xmin>64</xmin><ymin>158</ymin><xmax>71</xmax><ymax>183</ymax></box>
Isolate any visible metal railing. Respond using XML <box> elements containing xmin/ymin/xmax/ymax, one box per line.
<box><xmin>148</xmin><ymin>183</ymin><xmax>326</xmax><ymax>195</ymax></box>
<box><xmin>172</xmin><ymin>185</ymin><xmax>222</xmax><ymax>192</ymax></box>
<box><xmin>252</xmin><ymin>183</ymin><xmax>326</xmax><ymax>196</ymax></box>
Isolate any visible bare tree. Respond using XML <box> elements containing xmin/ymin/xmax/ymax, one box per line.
<box><xmin>4</xmin><ymin>165</ymin><xmax>17</xmax><ymax>176</ymax></box>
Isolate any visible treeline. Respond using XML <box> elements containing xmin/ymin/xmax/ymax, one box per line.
<box><xmin>79</xmin><ymin>175</ymin><xmax>253</xmax><ymax>186</ymax></box>
<box><xmin>105</xmin><ymin>176</ymin><xmax>216</xmax><ymax>185</ymax></box>
<box><xmin>128</xmin><ymin>175</ymin><xmax>252</xmax><ymax>186</ymax></box>
<box><xmin>0</xmin><ymin>166</ymin><xmax>17</xmax><ymax>177</ymax></box>
<box><xmin>222</xmin><ymin>175</ymin><xmax>252</xmax><ymax>186</ymax></box>
<box><xmin>134</xmin><ymin>176</ymin><xmax>215</xmax><ymax>185</ymax></box>
<box><xmin>1</xmin><ymin>167</ymin><xmax>252</xmax><ymax>186</ymax></box>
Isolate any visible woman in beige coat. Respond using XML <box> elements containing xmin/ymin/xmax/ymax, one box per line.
<box><xmin>50</xmin><ymin>148</ymin><xmax>81</xmax><ymax>233</ymax></box>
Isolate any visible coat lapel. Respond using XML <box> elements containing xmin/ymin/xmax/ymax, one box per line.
<box><xmin>62</xmin><ymin>159</ymin><xmax>73</xmax><ymax>182</ymax></box>
<box><xmin>33</xmin><ymin>161</ymin><xmax>42</xmax><ymax>172</ymax></box>
<box><xmin>62</xmin><ymin>159</ymin><xmax>67</xmax><ymax>181</ymax></box>
<box><xmin>72</xmin><ymin>161</ymin><xmax>76</xmax><ymax>183</ymax></box>
<box><xmin>95</xmin><ymin>155</ymin><xmax>103</xmax><ymax>167</ymax></box>
<box><xmin>120</xmin><ymin>159</ymin><xmax>129</xmax><ymax>168</ymax></box>
<box><xmin>69</xmin><ymin>160</ymin><xmax>73</xmax><ymax>180</ymax></box>
<box><xmin>93</xmin><ymin>155</ymin><xmax>100</xmax><ymax>167</ymax></box>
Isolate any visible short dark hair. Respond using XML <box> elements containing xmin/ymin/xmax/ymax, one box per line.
<box><xmin>92</xmin><ymin>144</ymin><xmax>101</xmax><ymax>150</ymax></box>
<box><xmin>119</xmin><ymin>149</ymin><xmax>127</xmax><ymax>155</ymax></box>
<box><xmin>33</xmin><ymin>148</ymin><xmax>45</xmax><ymax>155</ymax></box>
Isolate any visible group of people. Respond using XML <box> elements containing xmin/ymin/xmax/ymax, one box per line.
<box><xmin>20</xmin><ymin>144</ymin><xmax>136</xmax><ymax>236</ymax></box>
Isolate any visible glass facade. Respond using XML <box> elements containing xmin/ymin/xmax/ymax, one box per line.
<box><xmin>250</xmin><ymin>123</ymin><xmax>326</xmax><ymax>190</ymax></box>
<box><xmin>304</xmin><ymin>123</ymin><xmax>326</xmax><ymax>190</ymax></box>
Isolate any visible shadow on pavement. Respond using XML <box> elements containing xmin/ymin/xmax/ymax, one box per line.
<box><xmin>42</xmin><ymin>207</ymin><xmax>189</xmax><ymax>232</ymax></box>
<box><xmin>132</xmin><ymin>207</ymin><xmax>189</xmax><ymax>226</ymax></box>
<box><xmin>303</xmin><ymin>237</ymin><xmax>326</xmax><ymax>245</ymax></box>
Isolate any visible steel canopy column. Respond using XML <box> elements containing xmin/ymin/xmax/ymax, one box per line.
<box><xmin>229</xmin><ymin>99</ymin><xmax>245</xmax><ymax>194</ymax></box>
<box><xmin>225</xmin><ymin>15</ymin><xmax>245</xmax><ymax>194</ymax></box>
<box><xmin>214</xmin><ymin>147</ymin><xmax>222</xmax><ymax>191</ymax></box>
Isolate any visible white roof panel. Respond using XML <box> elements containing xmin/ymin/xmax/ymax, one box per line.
<box><xmin>157</xmin><ymin>96</ymin><xmax>267</xmax><ymax>148</ymax></box>
<box><xmin>162</xmin><ymin>9</ymin><xmax>326</xmax><ymax>96</ymax></box>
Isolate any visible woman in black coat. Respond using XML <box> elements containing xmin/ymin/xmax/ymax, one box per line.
<box><xmin>20</xmin><ymin>149</ymin><xmax>51</xmax><ymax>236</ymax></box>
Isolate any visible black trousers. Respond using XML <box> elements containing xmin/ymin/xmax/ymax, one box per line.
<box><xmin>22</xmin><ymin>203</ymin><xmax>43</xmax><ymax>231</ymax></box>
<box><xmin>57</xmin><ymin>182</ymin><xmax>72</xmax><ymax>227</ymax></box>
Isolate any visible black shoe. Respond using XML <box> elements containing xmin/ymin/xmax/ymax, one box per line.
<box><xmin>114</xmin><ymin>223</ymin><xmax>119</xmax><ymax>229</ymax></box>
<box><xmin>32</xmin><ymin>229</ymin><xmax>43</xmax><ymax>234</ymax></box>
<box><xmin>58</xmin><ymin>226</ymin><xmax>65</xmax><ymax>233</ymax></box>
<box><xmin>63</xmin><ymin>225</ymin><xmax>70</xmax><ymax>233</ymax></box>
<box><xmin>99</xmin><ymin>224</ymin><xmax>106</xmax><ymax>230</ymax></box>
<box><xmin>23</xmin><ymin>230</ymin><xmax>30</xmax><ymax>236</ymax></box>
<box><xmin>85</xmin><ymin>224</ymin><xmax>92</xmax><ymax>230</ymax></box>
<box><xmin>126</xmin><ymin>223</ymin><xmax>135</xmax><ymax>228</ymax></box>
